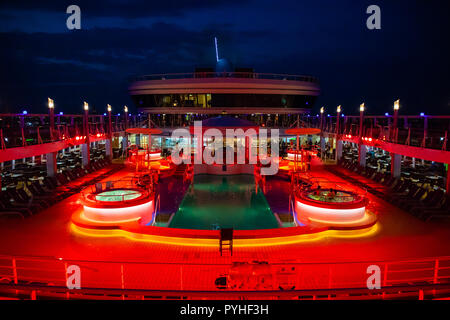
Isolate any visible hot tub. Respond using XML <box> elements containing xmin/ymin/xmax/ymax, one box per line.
<box><xmin>295</xmin><ymin>188</ymin><xmax>372</xmax><ymax>227</ymax></box>
<box><xmin>81</xmin><ymin>188</ymin><xmax>154</xmax><ymax>223</ymax></box>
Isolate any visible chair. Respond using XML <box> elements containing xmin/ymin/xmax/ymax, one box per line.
<box><xmin>219</xmin><ymin>228</ymin><xmax>234</xmax><ymax>256</ymax></box>
<box><xmin>95</xmin><ymin>183</ymin><xmax>103</xmax><ymax>193</ymax></box>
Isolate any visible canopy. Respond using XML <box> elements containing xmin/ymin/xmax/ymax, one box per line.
<box><xmin>285</xmin><ymin>128</ymin><xmax>321</xmax><ymax>135</ymax></box>
<box><xmin>126</xmin><ymin>128</ymin><xmax>163</xmax><ymax>135</ymax></box>
<box><xmin>189</xmin><ymin>116</ymin><xmax>258</xmax><ymax>134</ymax></box>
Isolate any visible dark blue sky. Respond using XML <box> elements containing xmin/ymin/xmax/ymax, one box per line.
<box><xmin>1</xmin><ymin>0</ymin><xmax>449</xmax><ymax>115</ymax></box>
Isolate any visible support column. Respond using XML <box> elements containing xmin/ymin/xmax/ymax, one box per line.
<box><xmin>107</xmin><ymin>105</ymin><xmax>113</xmax><ymax>159</ymax></box>
<box><xmin>48</xmin><ymin>98</ymin><xmax>55</xmax><ymax>141</ymax></box>
<box><xmin>391</xmin><ymin>153</ymin><xmax>402</xmax><ymax>178</ymax></box>
<box><xmin>320</xmin><ymin>137</ymin><xmax>325</xmax><ymax>159</ymax></box>
<box><xmin>335</xmin><ymin>106</ymin><xmax>341</xmax><ymax>161</ymax></box>
<box><xmin>46</xmin><ymin>152</ymin><xmax>57</xmax><ymax>177</ymax></box>
<box><xmin>358</xmin><ymin>104</ymin><xmax>366</xmax><ymax>167</ymax></box>
<box><xmin>136</xmin><ymin>134</ymin><xmax>141</xmax><ymax>147</ymax></box>
<box><xmin>319</xmin><ymin>107</ymin><xmax>325</xmax><ymax>159</ymax></box>
<box><xmin>359</xmin><ymin>144</ymin><xmax>367</xmax><ymax>167</ymax></box>
<box><xmin>392</xmin><ymin>100</ymin><xmax>400</xmax><ymax>143</ymax></box>
<box><xmin>122</xmin><ymin>106</ymin><xmax>129</xmax><ymax>155</ymax></box>
<box><xmin>336</xmin><ymin>140</ymin><xmax>343</xmax><ymax>161</ymax></box>
<box><xmin>82</xmin><ymin>102</ymin><xmax>90</xmax><ymax>166</ymax></box>
<box><xmin>81</xmin><ymin>144</ymin><xmax>90</xmax><ymax>167</ymax></box>
<box><xmin>105</xmin><ymin>139</ymin><xmax>112</xmax><ymax>159</ymax></box>
<box><xmin>446</xmin><ymin>164</ymin><xmax>450</xmax><ymax>194</ymax></box>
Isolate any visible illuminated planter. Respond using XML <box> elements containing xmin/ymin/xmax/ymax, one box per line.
<box><xmin>81</xmin><ymin>188</ymin><xmax>154</xmax><ymax>223</ymax></box>
<box><xmin>286</xmin><ymin>150</ymin><xmax>302</xmax><ymax>162</ymax></box>
<box><xmin>145</xmin><ymin>150</ymin><xmax>162</xmax><ymax>161</ymax></box>
<box><xmin>295</xmin><ymin>189</ymin><xmax>372</xmax><ymax>227</ymax></box>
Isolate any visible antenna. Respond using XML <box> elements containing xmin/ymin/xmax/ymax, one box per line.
<box><xmin>214</xmin><ymin>37</ymin><xmax>219</xmax><ymax>62</ymax></box>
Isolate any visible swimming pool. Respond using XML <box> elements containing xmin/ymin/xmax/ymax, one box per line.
<box><xmin>95</xmin><ymin>189</ymin><xmax>142</xmax><ymax>202</ymax></box>
<box><xmin>168</xmin><ymin>175</ymin><xmax>280</xmax><ymax>230</ymax></box>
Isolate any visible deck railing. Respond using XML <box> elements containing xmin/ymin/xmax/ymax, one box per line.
<box><xmin>0</xmin><ymin>254</ymin><xmax>449</xmax><ymax>299</ymax></box>
<box><xmin>132</xmin><ymin>72</ymin><xmax>319</xmax><ymax>83</ymax></box>
<box><xmin>0</xmin><ymin>113</ymin><xmax>129</xmax><ymax>150</ymax></box>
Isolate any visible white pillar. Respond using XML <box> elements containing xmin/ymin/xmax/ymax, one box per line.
<box><xmin>336</xmin><ymin>139</ymin><xmax>343</xmax><ymax>161</ymax></box>
<box><xmin>122</xmin><ymin>134</ymin><xmax>128</xmax><ymax>152</ymax></box>
<box><xmin>391</xmin><ymin>153</ymin><xmax>402</xmax><ymax>178</ymax></box>
<box><xmin>320</xmin><ymin>136</ymin><xmax>325</xmax><ymax>159</ymax></box>
<box><xmin>81</xmin><ymin>144</ymin><xmax>90</xmax><ymax>167</ymax></box>
<box><xmin>359</xmin><ymin>144</ymin><xmax>367</xmax><ymax>167</ymax></box>
<box><xmin>46</xmin><ymin>152</ymin><xmax>57</xmax><ymax>177</ymax></box>
<box><xmin>105</xmin><ymin>139</ymin><xmax>112</xmax><ymax>159</ymax></box>
<box><xmin>136</xmin><ymin>134</ymin><xmax>141</xmax><ymax>147</ymax></box>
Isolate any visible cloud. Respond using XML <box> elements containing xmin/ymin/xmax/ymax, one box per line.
<box><xmin>35</xmin><ymin>57</ymin><xmax>110</xmax><ymax>71</ymax></box>
<box><xmin>0</xmin><ymin>0</ymin><xmax>251</xmax><ymax>19</ymax></box>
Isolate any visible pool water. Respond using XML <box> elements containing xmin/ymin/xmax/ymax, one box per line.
<box><xmin>168</xmin><ymin>175</ymin><xmax>280</xmax><ymax>230</ymax></box>
<box><xmin>307</xmin><ymin>191</ymin><xmax>355</xmax><ymax>203</ymax></box>
<box><xmin>95</xmin><ymin>189</ymin><xmax>142</xmax><ymax>202</ymax></box>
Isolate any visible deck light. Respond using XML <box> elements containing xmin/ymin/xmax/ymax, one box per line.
<box><xmin>83</xmin><ymin>101</ymin><xmax>89</xmax><ymax>111</ymax></box>
<box><xmin>360</xmin><ymin>103</ymin><xmax>365</xmax><ymax>112</ymax></box>
<box><xmin>59</xmin><ymin>112</ymin><xmax>63</xmax><ymax>115</ymax></box>
<box><xmin>394</xmin><ymin>99</ymin><xmax>400</xmax><ymax>111</ymax></box>
<box><xmin>48</xmin><ymin>98</ymin><xmax>54</xmax><ymax>109</ymax></box>
<box><xmin>420</xmin><ymin>112</ymin><xmax>425</xmax><ymax>117</ymax></box>
<box><xmin>22</xmin><ymin>110</ymin><xmax>27</xmax><ymax>115</ymax></box>
<box><xmin>385</xmin><ymin>113</ymin><xmax>389</xmax><ymax>116</ymax></box>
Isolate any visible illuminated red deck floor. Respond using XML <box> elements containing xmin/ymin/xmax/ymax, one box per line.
<box><xmin>0</xmin><ymin>160</ymin><xmax>449</xmax><ymax>266</ymax></box>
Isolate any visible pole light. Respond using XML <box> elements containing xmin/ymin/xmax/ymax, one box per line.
<box><xmin>394</xmin><ymin>99</ymin><xmax>400</xmax><ymax>111</ymax></box>
<box><xmin>83</xmin><ymin>101</ymin><xmax>89</xmax><ymax>111</ymax></box>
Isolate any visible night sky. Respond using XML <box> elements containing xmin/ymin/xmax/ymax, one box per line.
<box><xmin>1</xmin><ymin>0</ymin><xmax>449</xmax><ymax>115</ymax></box>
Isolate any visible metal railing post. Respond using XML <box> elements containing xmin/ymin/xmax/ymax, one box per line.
<box><xmin>12</xmin><ymin>257</ymin><xmax>18</xmax><ymax>284</ymax></box>
<box><xmin>121</xmin><ymin>264</ymin><xmax>125</xmax><ymax>300</ymax></box>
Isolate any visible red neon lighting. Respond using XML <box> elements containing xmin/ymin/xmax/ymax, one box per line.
<box><xmin>83</xmin><ymin>200</ymin><xmax>154</xmax><ymax>223</ymax></box>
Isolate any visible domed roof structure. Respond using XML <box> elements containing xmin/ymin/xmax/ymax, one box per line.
<box><xmin>190</xmin><ymin>116</ymin><xmax>258</xmax><ymax>133</ymax></box>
